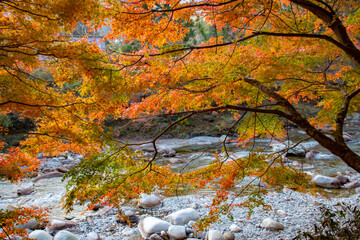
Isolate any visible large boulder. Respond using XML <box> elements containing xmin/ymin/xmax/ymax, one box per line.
<box><xmin>229</xmin><ymin>224</ymin><xmax>242</xmax><ymax>232</ymax></box>
<box><xmin>138</xmin><ymin>217</ymin><xmax>171</xmax><ymax>238</ymax></box>
<box><xmin>167</xmin><ymin>225</ymin><xmax>187</xmax><ymax>240</ymax></box>
<box><xmin>33</xmin><ymin>172</ymin><xmax>64</xmax><ymax>182</ymax></box>
<box><xmin>53</xmin><ymin>230</ymin><xmax>79</xmax><ymax>240</ymax></box>
<box><xmin>138</xmin><ymin>194</ymin><xmax>162</xmax><ymax>208</ymax></box>
<box><xmin>223</xmin><ymin>232</ymin><xmax>235</xmax><ymax>240</ymax></box>
<box><xmin>166</xmin><ymin>208</ymin><xmax>200</xmax><ymax>225</ymax></box>
<box><xmin>16</xmin><ymin>218</ymin><xmax>41</xmax><ymax>230</ymax></box>
<box><xmin>207</xmin><ymin>230</ymin><xmax>226</xmax><ymax>240</ymax></box>
<box><xmin>28</xmin><ymin>230</ymin><xmax>52</xmax><ymax>240</ymax></box>
<box><xmin>312</xmin><ymin>175</ymin><xmax>341</xmax><ymax>189</ymax></box>
<box><xmin>46</xmin><ymin>219</ymin><xmax>79</xmax><ymax>232</ymax></box>
<box><xmin>261</xmin><ymin>218</ymin><xmax>284</xmax><ymax>231</ymax></box>
<box><xmin>17</xmin><ymin>187</ymin><xmax>34</xmax><ymax>196</ymax></box>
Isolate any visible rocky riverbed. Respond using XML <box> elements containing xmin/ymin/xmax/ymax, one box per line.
<box><xmin>2</xmin><ymin>131</ymin><xmax>360</xmax><ymax>239</ymax></box>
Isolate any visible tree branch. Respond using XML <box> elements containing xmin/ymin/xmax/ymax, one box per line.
<box><xmin>253</xmin><ymin>31</ymin><xmax>360</xmax><ymax>66</ymax></box>
<box><xmin>0</xmin><ymin>100</ymin><xmax>82</xmax><ymax>108</ymax></box>
<box><xmin>334</xmin><ymin>87</ymin><xmax>360</xmax><ymax>144</ymax></box>
<box><xmin>289</xmin><ymin>0</ymin><xmax>360</xmax><ymax>67</ymax></box>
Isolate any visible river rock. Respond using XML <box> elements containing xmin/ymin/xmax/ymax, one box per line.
<box><xmin>356</xmin><ymin>187</ymin><xmax>360</xmax><ymax>193</ymax></box>
<box><xmin>261</xmin><ymin>218</ymin><xmax>284</xmax><ymax>231</ymax></box>
<box><xmin>344</xmin><ymin>181</ymin><xmax>360</xmax><ymax>188</ymax></box>
<box><xmin>312</xmin><ymin>175</ymin><xmax>341</xmax><ymax>188</ymax></box>
<box><xmin>229</xmin><ymin>224</ymin><xmax>242</xmax><ymax>232</ymax></box>
<box><xmin>159</xmin><ymin>148</ymin><xmax>176</xmax><ymax>157</ymax></box>
<box><xmin>277</xmin><ymin>210</ymin><xmax>287</xmax><ymax>216</ymax></box>
<box><xmin>17</xmin><ymin>187</ymin><xmax>34</xmax><ymax>196</ymax></box>
<box><xmin>305</xmin><ymin>150</ymin><xmax>319</xmax><ymax>160</ymax></box>
<box><xmin>46</xmin><ymin>219</ymin><xmax>79</xmax><ymax>232</ymax></box>
<box><xmin>223</xmin><ymin>231</ymin><xmax>235</xmax><ymax>240</ymax></box>
<box><xmin>54</xmin><ymin>230</ymin><xmax>79</xmax><ymax>240</ymax></box>
<box><xmin>166</xmin><ymin>208</ymin><xmax>200</xmax><ymax>225</ymax></box>
<box><xmin>149</xmin><ymin>233</ymin><xmax>163</xmax><ymax>240</ymax></box>
<box><xmin>208</xmin><ymin>230</ymin><xmax>226</xmax><ymax>240</ymax></box>
<box><xmin>138</xmin><ymin>194</ymin><xmax>161</xmax><ymax>208</ymax></box>
<box><xmin>33</xmin><ymin>172</ymin><xmax>64</xmax><ymax>182</ymax></box>
<box><xmin>343</xmin><ymin>132</ymin><xmax>354</xmax><ymax>142</ymax></box>
<box><xmin>28</xmin><ymin>230</ymin><xmax>52</xmax><ymax>240</ymax></box>
<box><xmin>167</xmin><ymin>225</ymin><xmax>187</xmax><ymax>240</ymax></box>
<box><xmin>16</xmin><ymin>218</ymin><xmax>41</xmax><ymax>230</ymax></box>
<box><xmin>271</xmin><ymin>141</ymin><xmax>305</xmax><ymax>157</ymax></box>
<box><xmin>86</xmin><ymin>232</ymin><xmax>101</xmax><ymax>240</ymax></box>
<box><xmin>187</xmin><ymin>220</ymin><xmax>196</xmax><ymax>227</ymax></box>
<box><xmin>169</xmin><ymin>158</ymin><xmax>187</xmax><ymax>164</ymax></box>
<box><xmin>161</xmin><ymin>230</ymin><xmax>169</xmax><ymax>240</ymax></box>
<box><xmin>336</xmin><ymin>175</ymin><xmax>350</xmax><ymax>184</ymax></box>
<box><xmin>138</xmin><ymin>217</ymin><xmax>171</xmax><ymax>238</ymax></box>
<box><xmin>56</xmin><ymin>167</ymin><xmax>70</xmax><ymax>173</ymax></box>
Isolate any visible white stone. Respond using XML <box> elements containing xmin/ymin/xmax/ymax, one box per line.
<box><xmin>149</xmin><ymin>233</ymin><xmax>163</xmax><ymax>240</ymax></box>
<box><xmin>261</xmin><ymin>218</ymin><xmax>284</xmax><ymax>231</ymax></box>
<box><xmin>138</xmin><ymin>217</ymin><xmax>171</xmax><ymax>238</ymax></box>
<box><xmin>355</xmin><ymin>187</ymin><xmax>360</xmax><ymax>193</ymax></box>
<box><xmin>54</xmin><ymin>230</ymin><xmax>79</xmax><ymax>240</ymax></box>
<box><xmin>28</xmin><ymin>230</ymin><xmax>52</xmax><ymax>240</ymax></box>
<box><xmin>86</xmin><ymin>232</ymin><xmax>101</xmax><ymax>240</ymax></box>
<box><xmin>167</xmin><ymin>225</ymin><xmax>187</xmax><ymax>240</ymax></box>
<box><xmin>187</xmin><ymin>220</ymin><xmax>196</xmax><ymax>227</ymax></box>
<box><xmin>166</xmin><ymin>208</ymin><xmax>200</xmax><ymax>225</ymax></box>
<box><xmin>223</xmin><ymin>232</ymin><xmax>235</xmax><ymax>240</ymax></box>
<box><xmin>138</xmin><ymin>194</ymin><xmax>161</xmax><ymax>208</ymax></box>
<box><xmin>277</xmin><ymin>210</ymin><xmax>287</xmax><ymax>216</ymax></box>
<box><xmin>208</xmin><ymin>230</ymin><xmax>226</xmax><ymax>240</ymax></box>
<box><xmin>229</xmin><ymin>224</ymin><xmax>242</xmax><ymax>232</ymax></box>
<box><xmin>312</xmin><ymin>175</ymin><xmax>341</xmax><ymax>189</ymax></box>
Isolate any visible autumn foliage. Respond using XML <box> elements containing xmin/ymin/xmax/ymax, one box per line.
<box><xmin>1</xmin><ymin>0</ymin><xmax>360</xmax><ymax>233</ymax></box>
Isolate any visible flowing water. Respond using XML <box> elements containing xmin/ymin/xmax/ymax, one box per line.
<box><xmin>1</xmin><ymin>128</ymin><xmax>359</xmax><ymax>218</ymax></box>
<box><xmin>156</xmin><ymin>128</ymin><xmax>360</xmax><ymax>197</ymax></box>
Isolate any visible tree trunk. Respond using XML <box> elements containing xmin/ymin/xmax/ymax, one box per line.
<box><xmin>295</xmin><ymin>119</ymin><xmax>360</xmax><ymax>172</ymax></box>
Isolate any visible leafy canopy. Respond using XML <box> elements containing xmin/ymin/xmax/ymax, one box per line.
<box><xmin>1</xmin><ymin>0</ymin><xmax>360</xmax><ymax>231</ymax></box>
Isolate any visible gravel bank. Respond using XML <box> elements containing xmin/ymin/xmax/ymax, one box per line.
<box><xmin>74</xmin><ymin>189</ymin><xmax>360</xmax><ymax>240</ymax></box>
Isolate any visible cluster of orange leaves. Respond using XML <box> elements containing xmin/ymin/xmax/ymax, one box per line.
<box><xmin>0</xmin><ymin>206</ymin><xmax>48</xmax><ymax>239</ymax></box>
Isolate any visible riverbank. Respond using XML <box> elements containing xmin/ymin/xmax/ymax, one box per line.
<box><xmin>2</xmin><ymin>174</ymin><xmax>360</xmax><ymax>240</ymax></box>
<box><xmin>1</xmin><ymin>134</ymin><xmax>360</xmax><ymax>239</ymax></box>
